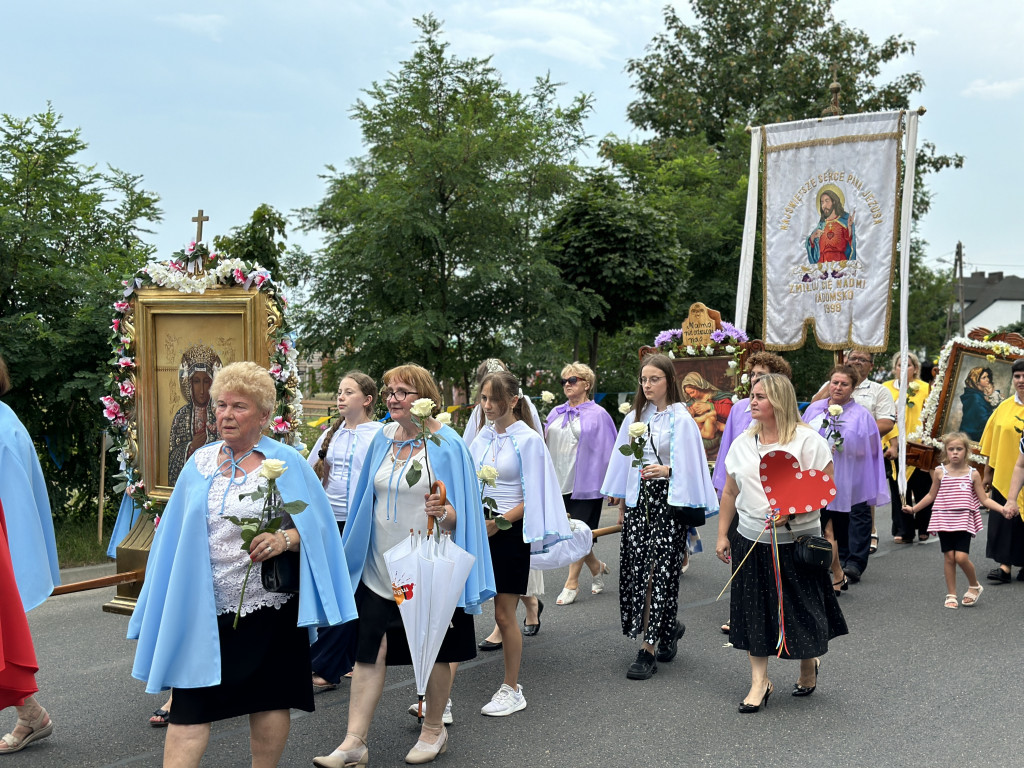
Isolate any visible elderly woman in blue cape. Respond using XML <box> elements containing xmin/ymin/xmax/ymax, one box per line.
<box><xmin>128</xmin><ymin>362</ymin><xmax>357</xmax><ymax>768</ymax></box>
<box><xmin>314</xmin><ymin>363</ymin><xmax>494</xmax><ymax>767</ymax></box>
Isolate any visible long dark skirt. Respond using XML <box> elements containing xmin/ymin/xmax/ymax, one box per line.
<box><xmin>170</xmin><ymin>597</ymin><xmax>313</xmax><ymax>724</ymax></box>
<box><xmin>619</xmin><ymin>479</ymin><xmax>684</xmax><ymax>647</ymax></box>
<box><xmin>728</xmin><ymin>535</ymin><xmax>848</xmax><ymax>659</ymax></box>
<box><xmin>986</xmin><ymin>489</ymin><xmax>1024</xmax><ymax>566</ymax></box>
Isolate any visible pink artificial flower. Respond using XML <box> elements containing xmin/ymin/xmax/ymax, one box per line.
<box><xmin>252</xmin><ymin>273</ymin><xmax>268</xmax><ymax>286</ymax></box>
<box><xmin>153</xmin><ymin>515</ymin><xmax>160</xmax><ymax>530</ymax></box>
<box><xmin>210</xmin><ymin>252</ymin><xmax>218</xmax><ymax>260</ymax></box>
<box><xmin>271</xmin><ymin>416</ymin><xmax>291</xmax><ymax>434</ymax></box>
<box><xmin>119</xmin><ymin>380</ymin><xmax>136</xmax><ymax>398</ymax></box>
<box><xmin>233</xmin><ymin>268</ymin><xmax>247</xmax><ymax>284</ymax></box>
<box><xmin>186</xmin><ymin>241</ymin><xmax>196</xmax><ymax>254</ymax></box>
<box><xmin>114</xmin><ymin>301</ymin><xmax>131</xmax><ymax>313</ymax></box>
<box><xmin>120</xmin><ymin>336</ymin><xmax>131</xmax><ymax>347</ymax></box>
<box><xmin>136</xmin><ymin>480</ymin><xmax>145</xmax><ymax>490</ymax></box>
<box><xmin>111</xmin><ymin>319</ymin><xmax>121</xmax><ymax>332</ymax></box>
<box><xmin>276</xmin><ymin>339</ymin><xmax>292</xmax><ymax>355</ymax></box>
<box><xmin>118</xmin><ymin>356</ymin><xmax>134</xmax><ymax>369</ymax></box>
<box><xmin>268</xmin><ymin>363</ymin><xmax>287</xmax><ymax>382</ymax></box>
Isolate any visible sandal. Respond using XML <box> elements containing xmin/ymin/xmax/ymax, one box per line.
<box><xmin>0</xmin><ymin>708</ymin><xmax>53</xmax><ymax>753</ymax></box>
<box><xmin>720</xmin><ymin>620</ymin><xmax>731</xmax><ymax>634</ymax></box>
<box><xmin>591</xmin><ymin>561</ymin><xmax>610</xmax><ymax>594</ymax></box>
<box><xmin>918</xmin><ymin>533</ymin><xmax>930</xmax><ymax>542</ymax></box>
<box><xmin>962</xmin><ymin>584</ymin><xmax>983</xmax><ymax>606</ymax></box>
<box><xmin>149</xmin><ymin>708</ymin><xmax>170</xmax><ymax>728</ymax></box>
<box><xmin>868</xmin><ymin>534</ymin><xmax>879</xmax><ymax>554</ymax></box>
<box><xmin>556</xmin><ymin>587</ymin><xmax>579</xmax><ymax>605</ymax></box>
<box><xmin>833</xmin><ymin>576</ymin><xmax>849</xmax><ymax>595</ymax></box>
<box><xmin>944</xmin><ymin>594</ymin><xmax>958</xmax><ymax>609</ymax></box>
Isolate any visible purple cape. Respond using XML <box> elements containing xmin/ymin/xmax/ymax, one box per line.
<box><xmin>802</xmin><ymin>399</ymin><xmax>889</xmax><ymax>510</ymax></box>
<box><xmin>544</xmin><ymin>400</ymin><xmax>617</xmax><ymax>500</ymax></box>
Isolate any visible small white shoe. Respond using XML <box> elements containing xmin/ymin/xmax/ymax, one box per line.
<box><xmin>480</xmin><ymin>684</ymin><xmax>526</xmax><ymax>717</ymax></box>
<box><xmin>407</xmin><ymin>698</ymin><xmax>453</xmax><ymax>725</ymax></box>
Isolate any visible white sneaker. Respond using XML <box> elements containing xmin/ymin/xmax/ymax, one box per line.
<box><xmin>407</xmin><ymin>698</ymin><xmax>454</xmax><ymax>725</ymax></box>
<box><xmin>480</xmin><ymin>684</ymin><xmax>526</xmax><ymax>717</ymax></box>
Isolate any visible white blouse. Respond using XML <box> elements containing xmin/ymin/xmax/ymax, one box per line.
<box><xmin>307</xmin><ymin>420</ymin><xmax>383</xmax><ymax>522</ymax></box>
<box><xmin>197</xmin><ymin>446</ymin><xmax>293</xmax><ymax>617</ymax></box>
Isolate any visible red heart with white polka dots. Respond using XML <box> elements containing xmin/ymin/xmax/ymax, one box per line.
<box><xmin>759</xmin><ymin>450</ymin><xmax>837</xmax><ymax>515</ymax></box>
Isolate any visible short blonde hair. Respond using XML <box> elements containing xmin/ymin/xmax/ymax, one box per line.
<box><xmin>382</xmin><ymin>364</ymin><xmax>443</xmax><ymax>414</ymax></box>
<box><xmin>560</xmin><ymin>362</ymin><xmax>595</xmax><ymax>398</ymax></box>
<box><xmin>889</xmin><ymin>351</ymin><xmax>920</xmax><ymax>373</ymax></box>
<box><xmin>210</xmin><ymin>361</ymin><xmax>277</xmax><ymax>415</ymax></box>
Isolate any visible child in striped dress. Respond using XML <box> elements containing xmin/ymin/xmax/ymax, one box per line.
<box><xmin>904</xmin><ymin>432</ymin><xmax>1004</xmax><ymax>609</ymax></box>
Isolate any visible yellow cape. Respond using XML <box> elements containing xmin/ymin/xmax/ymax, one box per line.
<box><xmin>979</xmin><ymin>397</ymin><xmax>1024</xmax><ymax>506</ymax></box>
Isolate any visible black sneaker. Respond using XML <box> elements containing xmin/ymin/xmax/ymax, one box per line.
<box><xmin>988</xmin><ymin>567</ymin><xmax>1011</xmax><ymax>584</ymax></box>
<box><xmin>655</xmin><ymin>621</ymin><xmax>686</xmax><ymax>662</ymax></box>
<box><xmin>626</xmin><ymin>649</ymin><xmax>657</xmax><ymax>680</ymax></box>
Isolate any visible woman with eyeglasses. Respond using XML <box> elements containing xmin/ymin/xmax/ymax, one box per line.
<box><xmin>314</xmin><ymin>364</ymin><xmax>494</xmax><ymax>767</ymax></box>
<box><xmin>543</xmin><ymin>362</ymin><xmax>618</xmax><ymax>605</ymax></box>
<box><xmin>306</xmin><ymin>371</ymin><xmax>383</xmax><ymax>692</ymax></box>
<box><xmin>602</xmin><ymin>354</ymin><xmax>719</xmax><ymax>680</ymax></box>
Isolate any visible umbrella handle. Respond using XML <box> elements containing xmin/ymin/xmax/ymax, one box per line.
<box><xmin>427</xmin><ymin>480</ymin><xmax>447</xmax><ymax>536</ymax></box>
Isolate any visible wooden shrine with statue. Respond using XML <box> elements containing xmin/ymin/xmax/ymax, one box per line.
<box><xmin>638</xmin><ymin>303</ymin><xmax>765</xmax><ymax>464</ymax></box>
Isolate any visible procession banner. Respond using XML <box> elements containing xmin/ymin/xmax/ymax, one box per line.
<box><xmin>761</xmin><ymin>111</ymin><xmax>903</xmax><ymax>350</ymax></box>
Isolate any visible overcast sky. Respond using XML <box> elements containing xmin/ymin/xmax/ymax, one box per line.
<box><xmin>4</xmin><ymin>1</ymin><xmax>1021</xmax><ymax>279</ymax></box>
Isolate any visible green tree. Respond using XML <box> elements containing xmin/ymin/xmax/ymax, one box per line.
<box><xmin>213</xmin><ymin>203</ymin><xmax>289</xmax><ymax>281</ymax></box>
<box><xmin>540</xmin><ymin>170</ymin><xmax>684</xmax><ymax>368</ymax></box>
<box><xmin>625</xmin><ymin>0</ymin><xmax>923</xmax><ymax>146</ymax></box>
<box><xmin>293</xmin><ymin>15</ymin><xmax>592</xmax><ymax>395</ymax></box>
<box><xmin>0</xmin><ymin>106</ymin><xmax>161</xmax><ymax>518</ymax></box>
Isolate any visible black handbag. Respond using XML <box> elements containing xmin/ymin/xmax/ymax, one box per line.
<box><xmin>791</xmin><ymin>534</ymin><xmax>832</xmax><ymax>572</ymax></box>
<box><xmin>261</xmin><ymin>550</ymin><xmax>301</xmax><ymax>594</ymax></box>
<box><xmin>669</xmin><ymin>505</ymin><xmax>706</xmax><ymax>527</ymax></box>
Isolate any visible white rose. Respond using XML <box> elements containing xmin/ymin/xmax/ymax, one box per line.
<box><xmin>828</xmin><ymin>404</ymin><xmax>843</xmax><ymax>417</ymax></box>
<box><xmin>435</xmin><ymin>411</ymin><xmax>452</xmax><ymax>425</ymax></box>
<box><xmin>477</xmin><ymin>465</ymin><xmax>499</xmax><ymax>486</ymax></box>
<box><xmin>540</xmin><ymin>390</ymin><xmax>555</xmax><ymax>404</ymax></box>
<box><xmin>409</xmin><ymin>398</ymin><xmax>436</xmax><ymax>418</ymax></box>
<box><xmin>628</xmin><ymin>422</ymin><xmax>648</xmax><ymax>439</ymax></box>
<box><xmin>259</xmin><ymin>459</ymin><xmax>288</xmax><ymax>479</ymax></box>
<box><xmin>618</xmin><ymin>401</ymin><xmax>632</xmax><ymax>415</ymax></box>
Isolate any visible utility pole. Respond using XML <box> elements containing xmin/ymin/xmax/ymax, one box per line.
<box><xmin>945</xmin><ymin>241</ymin><xmax>965</xmax><ymax>341</ymax></box>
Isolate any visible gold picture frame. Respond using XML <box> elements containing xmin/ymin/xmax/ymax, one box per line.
<box><xmin>132</xmin><ymin>287</ymin><xmax>278</xmax><ymax>500</ymax></box>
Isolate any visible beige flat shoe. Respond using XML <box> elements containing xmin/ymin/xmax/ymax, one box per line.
<box><xmin>0</xmin><ymin>708</ymin><xmax>54</xmax><ymax>754</ymax></box>
<box><xmin>405</xmin><ymin>726</ymin><xmax>447</xmax><ymax>764</ymax></box>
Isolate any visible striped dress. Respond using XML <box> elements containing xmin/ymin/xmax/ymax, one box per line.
<box><xmin>927</xmin><ymin>464</ymin><xmax>983</xmax><ymax>536</ymax></box>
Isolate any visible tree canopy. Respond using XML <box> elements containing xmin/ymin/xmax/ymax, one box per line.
<box><xmin>293</xmin><ymin>15</ymin><xmax>592</xmax><ymax>392</ymax></box>
<box><xmin>0</xmin><ymin>106</ymin><xmax>161</xmax><ymax>517</ymax></box>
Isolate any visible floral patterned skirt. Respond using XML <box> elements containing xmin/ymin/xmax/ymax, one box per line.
<box><xmin>619</xmin><ymin>479</ymin><xmax>685</xmax><ymax>647</ymax></box>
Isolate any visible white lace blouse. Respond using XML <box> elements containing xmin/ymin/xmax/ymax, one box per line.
<box><xmin>196</xmin><ymin>445</ymin><xmax>294</xmax><ymax>617</ymax></box>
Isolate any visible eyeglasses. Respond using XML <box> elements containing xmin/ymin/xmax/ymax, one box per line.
<box><xmin>384</xmin><ymin>389</ymin><xmax>418</xmax><ymax>402</ymax></box>
<box><xmin>847</xmin><ymin>356</ymin><xmax>871</xmax><ymax>364</ymax></box>
<box><xmin>560</xmin><ymin>376</ymin><xmax>581</xmax><ymax>386</ymax></box>
<box><xmin>638</xmin><ymin>376</ymin><xmax>665</xmax><ymax>385</ymax></box>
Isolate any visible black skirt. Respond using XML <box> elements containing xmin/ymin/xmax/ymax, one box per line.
<box><xmin>564</xmin><ymin>495</ymin><xmax>604</xmax><ymax>530</ymax></box>
<box><xmin>986</xmin><ymin>489</ymin><xmax>1024</xmax><ymax>566</ymax></box>
<box><xmin>353</xmin><ymin>583</ymin><xmax>476</xmax><ymax>666</ymax></box>
<box><xmin>170</xmin><ymin>597</ymin><xmax>313</xmax><ymax>725</ymax></box>
<box><xmin>728</xmin><ymin>535</ymin><xmax>848</xmax><ymax>659</ymax></box>
<box><xmin>488</xmin><ymin>518</ymin><xmax>530</xmax><ymax>595</ymax></box>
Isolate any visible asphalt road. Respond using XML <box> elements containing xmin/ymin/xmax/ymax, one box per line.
<box><xmin>13</xmin><ymin>508</ymin><xmax>1024</xmax><ymax>767</ymax></box>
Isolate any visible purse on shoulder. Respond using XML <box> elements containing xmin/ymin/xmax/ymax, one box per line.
<box><xmin>261</xmin><ymin>550</ymin><xmax>301</xmax><ymax>594</ymax></box>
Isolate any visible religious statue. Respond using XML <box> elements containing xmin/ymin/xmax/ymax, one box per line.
<box><xmin>167</xmin><ymin>343</ymin><xmax>222</xmax><ymax>484</ymax></box>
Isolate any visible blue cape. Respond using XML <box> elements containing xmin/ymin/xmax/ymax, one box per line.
<box><xmin>343</xmin><ymin>424</ymin><xmax>495</xmax><ymax>614</ymax></box>
<box><xmin>0</xmin><ymin>401</ymin><xmax>60</xmax><ymax>611</ymax></box>
<box><xmin>127</xmin><ymin>436</ymin><xmax>358</xmax><ymax>693</ymax></box>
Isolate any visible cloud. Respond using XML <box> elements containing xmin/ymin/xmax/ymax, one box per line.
<box><xmin>961</xmin><ymin>78</ymin><xmax>1024</xmax><ymax>100</ymax></box>
<box><xmin>156</xmin><ymin>13</ymin><xmax>228</xmax><ymax>42</ymax></box>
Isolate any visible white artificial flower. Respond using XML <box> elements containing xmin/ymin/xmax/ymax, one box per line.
<box><xmin>740</xmin><ymin>373</ymin><xmax>749</xmax><ymax>384</ymax></box>
<box><xmin>725</xmin><ymin>345</ymin><xmax>736</xmax><ymax>354</ymax></box>
<box><xmin>704</xmin><ymin>345</ymin><xmax>715</xmax><ymax>356</ymax></box>
<box><xmin>686</xmin><ymin>346</ymin><xmax>696</xmax><ymax>356</ymax></box>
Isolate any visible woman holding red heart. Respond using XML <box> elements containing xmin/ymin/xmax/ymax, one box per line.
<box><xmin>716</xmin><ymin>374</ymin><xmax>847</xmax><ymax>713</ymax></box>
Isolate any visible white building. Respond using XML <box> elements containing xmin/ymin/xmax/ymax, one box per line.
<box><xmin>963</xmin><ymin>271</ymin><xmax>1024</xmax><ymax>332</ymax></box>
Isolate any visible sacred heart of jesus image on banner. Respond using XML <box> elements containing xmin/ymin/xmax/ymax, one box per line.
<box><xmin>759</xmin><ymin>450</ymin><xmax>837</xmax><ymax>515</ymax></box>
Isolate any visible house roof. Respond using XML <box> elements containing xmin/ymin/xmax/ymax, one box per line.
<box><xmin>963</xmin><ymin>271</ymin><xmax>1024</xmax><ymax>323</ymax></box>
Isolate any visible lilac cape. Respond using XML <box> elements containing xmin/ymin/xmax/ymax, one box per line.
<box><xmin>802</xmin><ymin>399</ymin><xmax>889</xmax><ymax>510</ymax></box>
<box><xmin>544</xmin><ymin>400</ymin><xmax>617</xmax><ymax>500</ymax></box>
<box><xmin>711</xmin><ymin>398</ymin><xmax>752</xmax><ymax>497</ymax></box>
